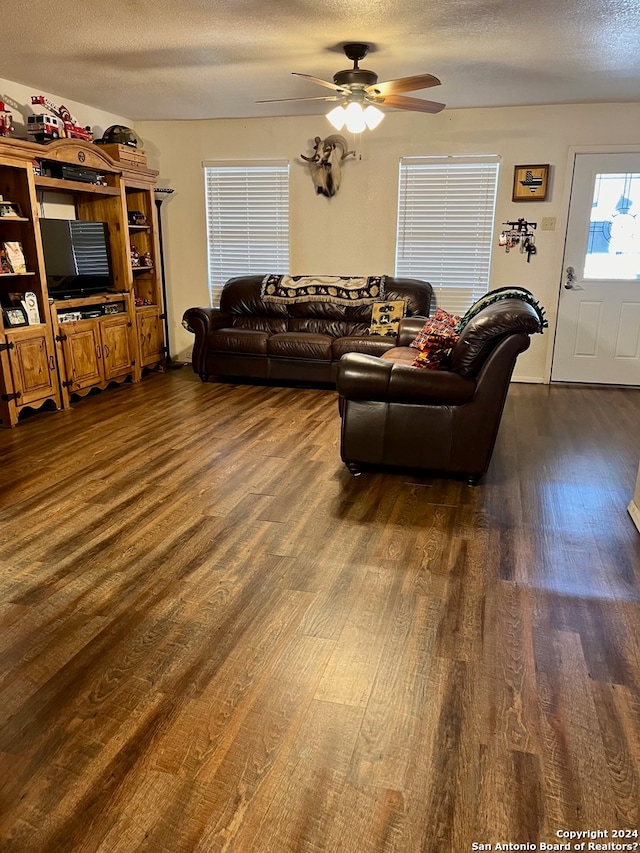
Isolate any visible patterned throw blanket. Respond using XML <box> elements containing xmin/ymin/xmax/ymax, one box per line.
<box><xmin>261</xmin><ymin>274</ymin><xmax>385</xmax><ymax>305</ymax></box>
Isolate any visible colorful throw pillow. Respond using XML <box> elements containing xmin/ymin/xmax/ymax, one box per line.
<box><xmin>366</xmin><ymin>300</ymin><xmax>406</xmax><ymax>337</ymax></box>
<box><xmin>410</xmin><ymin>307</ymin><xmax>461</xmax><ymax>369</ymax></box>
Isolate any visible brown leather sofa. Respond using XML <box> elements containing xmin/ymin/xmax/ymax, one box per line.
<box><xmin>183</xmin><ymin>275</ymin><xmax>433</xmax><ymax>384</ymax></box>
<box><xmin>336</xmin><ymin>297</ymin><xmax>544</xmax><ymax>484</ymax></box>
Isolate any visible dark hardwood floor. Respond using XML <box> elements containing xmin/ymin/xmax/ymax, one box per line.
<box><xmin>0</xmin><ymin>370</ymin><xmax>639</xmax><ymax>852</ymax></box>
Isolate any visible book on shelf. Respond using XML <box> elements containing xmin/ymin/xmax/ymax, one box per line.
<box><xmin>2</xmin><ymin>241</ymin><xmax>27</xmax><ymax>274</ymax></box>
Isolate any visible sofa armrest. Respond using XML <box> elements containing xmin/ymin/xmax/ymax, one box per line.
<box><xmin>397</xmin><ymin>315</ymin><xmax>428</xmax><ymax>347</ymax></box>
<box><xmin>182</xmin><ymin>306</ymin><xmax>232</xmax><ymax>334</ymax></box>
<box><xmin>182</xmin><ymin>306</ymin><xmax>233</xmax><ymax>377</ymax></box>
<box><xmin>337</xmin><ymin>352</ymin><xmax>476</xmax><ymax>405</ymax></box>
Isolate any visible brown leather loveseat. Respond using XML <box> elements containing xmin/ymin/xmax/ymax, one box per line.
<box><xmin>336</xmin><ymin>293</ymin><xmax>545</xmax><ymax>484</ymax></box>
<box><xmin>183</xmin><ymin>274</ymin><xmax>433</xmax><ymax>384</ymax></box>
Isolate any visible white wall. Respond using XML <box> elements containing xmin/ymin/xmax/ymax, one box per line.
<box><xmin>136</xmin><ymin>103</ymin><xmax>640</xmax><ymax>380</ymax></box>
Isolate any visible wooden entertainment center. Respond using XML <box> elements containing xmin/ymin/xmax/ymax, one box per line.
<box><xmin>0</xmin><ymin>137</ymin><xmax>165</xmax><ymax>426</ymax></box>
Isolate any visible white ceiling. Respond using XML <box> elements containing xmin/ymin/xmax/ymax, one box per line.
<box><xmin>6</xmin><ymin>0</ymin><xmax>640</xmax><ymax>121</ymax></box>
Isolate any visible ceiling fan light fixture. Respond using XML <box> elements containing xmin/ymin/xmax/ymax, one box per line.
<box><xmin>363</xmin><ymin>104</ymin><xmax>384</xmax><ymax>130</ymax></box>
<box><xmin>344</xmin><ymin>102</ymin><xmax>367</xmax><ymax>133</ymax></box>
<box><xmin>326</xmin><ymin>104</ymin><xmax>347</xmax><ymax>131</ymax></box>
<box><xmin>326</xmin><ymin>102</ymin><xmax>385</xmax><ymax>133</ymax></box>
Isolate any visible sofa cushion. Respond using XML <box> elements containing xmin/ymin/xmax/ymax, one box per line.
<box><xmin>333</xmin><ymin>336</ymin><xmax>396</xmax><ymax>360</ymax></box>
<box><xmin>209</xmin><ymin>328</ymin><xmax>269</xmax><ymax>355</ymax></box>
<box><xmin>288</xmin><ymin>317</ymin><xmax>368</xmax><ymax>337</ymax></box>
<box><xmin>267</xmin><ymin>332</ymin><xmax>333</xmax><ymax>360</ymax></box>
<box><xmin>381</xmin><ymin>346</ymin><xmax>420</xmax><ymax>366</ymax></box>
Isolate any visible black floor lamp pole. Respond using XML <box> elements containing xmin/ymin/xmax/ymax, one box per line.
<box><xmin>154</xmin><ymin>188</ymin><xmax>182</xmax><ymax>368</ymax></box>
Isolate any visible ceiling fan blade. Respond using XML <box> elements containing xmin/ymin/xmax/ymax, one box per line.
<box><xmin>256</xmin><ymin>95</ymin><xmax>340</xmax><ymax>104</ymax></box>
<box><xmin>367</xmin><ymin>74</ymin><xmax>441</xmax><ymax>96</ymax></box>
<box><xmin>376</xmin><ymin>93</ymin><xmax>445</xmax><ymax>114</ymax></box>
<box><xmin>292</xmin><ymin>72</ymin><xmax>346</xmax><ymax>93</ymax></box>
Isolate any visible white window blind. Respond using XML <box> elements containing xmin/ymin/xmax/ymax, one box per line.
<box><xmin>395</xmin><ymin>156</ymin><xmax>500</xmax><ymax>315</ymax></box>
<box><xmin>204</xmin><ymin>161</ymin><xmax>290</xmax><ymax>306</ymax></box>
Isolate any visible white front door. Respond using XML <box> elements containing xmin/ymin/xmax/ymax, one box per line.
<box><xmin>552</xmin><ymin>152</ymin><xmax>640</xmax><ymax>385</ymax></box>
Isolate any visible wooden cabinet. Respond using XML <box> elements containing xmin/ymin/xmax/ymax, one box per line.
<box><xmin>1</xmin><ymin>325</ymin><xmax>59</xmax><ymax>412</ymax></box>
<box><xmin>0</xmin><ymin>145</ymin><xmax>62</xmax><ymax>425</ymax></box>
<box><xmin>0</xmin><ymin>138</ymin><xmax>166</xmax><ymax>426</ymax></box>
<box><xmin>137</xmin><ymin>306</ymin><xmax>164</xmax><ymax>369</ymax></box>
<box><xmin>52</xmin><ymin>294</ymin><xmax>135</xmax><ymax>403</ymax></box>
<box><xmin>125</xmin><ymin>179</ymin><xmax>166</xmax><ymax>376</ymax></box>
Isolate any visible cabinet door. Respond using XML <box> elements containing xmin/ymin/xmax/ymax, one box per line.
<box><xmin>60</xmin><ymin>321</ymin><xmax>103</xmax><ymax>392</ymax></box>
<box><xmin>5</xmin><ymin>326</ymin><xmax>59</xmax><ymax>407</ymax></box>
<box><xmin>138</xmin><ymin>308</ymin><xmax>165</xmax><ymax>367</ymax></box>
<box><xmin>101</xmin><ymin>315</ymin><xmax>134</xmax><ymax>380</ymax></box>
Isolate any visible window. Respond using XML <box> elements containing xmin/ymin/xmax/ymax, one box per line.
<box><xmin>395</xmin><ymin>156</ymin><xmax>500</xmax><ymax>315</ymax></box>
<box><xmin>585</xmin><ymin>171</ymin><xmax>640</xmax><ymax>280</ymax></box>
<box><xmin>203</xmin><ymin>161</ymin><xmax>290</xmax><ymax>306</ymax></box>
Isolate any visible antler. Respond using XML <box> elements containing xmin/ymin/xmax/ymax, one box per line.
<box><xmin>300</xmin><ymin>136</ymin><xmax>322</xmax><ymax>162</ymax></box>
<box><xmin>323</xmin><ymin>135</ymin><xmax>355</xmax><ymax>161</ymax></box>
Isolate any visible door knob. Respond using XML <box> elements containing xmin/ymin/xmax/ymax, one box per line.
<box><xmin>564</xmin><ymin>266</ymin><xmax>576</xmax><ymax>289</ymax></box>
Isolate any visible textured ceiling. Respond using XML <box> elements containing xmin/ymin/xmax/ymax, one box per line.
<box><xmin>5</xmin><ymin>0</ymin><xmax>640</xmax><ymax>121</ymax></box>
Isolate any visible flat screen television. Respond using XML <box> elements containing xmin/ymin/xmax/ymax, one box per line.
<box><xmin>40</xmin><ymin>219</ymin><xmax>114</xmax><ymax>297</ymax></box>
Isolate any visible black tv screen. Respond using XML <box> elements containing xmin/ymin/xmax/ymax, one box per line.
<box><xmin>40</xmin><ymin>219</ymin><xmax>114</xmax><ymax>297</ymax></box>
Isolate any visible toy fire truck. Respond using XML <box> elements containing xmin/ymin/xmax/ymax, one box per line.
<box><xmin>0</xmin><ymin>101</ymin><xmax>13</xmax><ymax>137</ymax></box>
<box><xmin>27</xmin><ymin>96</ymin><xmax>93</xmax><ymax>142</ymax></box>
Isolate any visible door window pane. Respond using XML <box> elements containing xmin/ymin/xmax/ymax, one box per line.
<box><xmin>585</xmin><ymin>172</ymin><xmax>640</xmax><ymax>280</ymax></box>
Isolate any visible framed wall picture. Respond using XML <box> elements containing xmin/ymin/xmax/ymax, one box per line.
<box><xmin>512</xmin><ymin>164</ymin><xmax>550</xmax><ymax>201</ymax></box>
<box><xmin>2</xmin><ymin>305</ymin><xmax>29</xmax><ymax>327</ymax></box>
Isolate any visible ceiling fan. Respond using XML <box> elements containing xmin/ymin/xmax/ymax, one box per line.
<box><xmin>257</xmin><ymin>43</ymin><xmax>445</xmax><ymax>130</ymax></box>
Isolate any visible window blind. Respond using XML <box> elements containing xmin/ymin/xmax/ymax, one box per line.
<box><xmin>204</xmin><ymin>162</ymin><xmax>290</xmax><ymax>306</ymax></box>
<box><xmin>395</xmin><ymin>157</ymin><xmax>500</xmax><ymax>315</ymax></box>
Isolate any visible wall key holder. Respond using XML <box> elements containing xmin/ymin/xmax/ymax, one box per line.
<box><xmin>498</xmin><ymin>218</ymin><xmax>538</xmax><ymax>262</ymax></box>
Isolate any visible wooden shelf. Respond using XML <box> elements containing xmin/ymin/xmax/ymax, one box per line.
<box><xmin>34</xmin><ymin>176</ymin><xmax>120</xmax><ymax>195</ymax></box>
<box><xmin>52</xmin><ymin>292</ymin><xmax>128</xmax><ymax>309</ymax></box>
<box><xmin>0</xmin><ymin>139</ymin><xmax>166</xmax><ymax>426</ymax></box>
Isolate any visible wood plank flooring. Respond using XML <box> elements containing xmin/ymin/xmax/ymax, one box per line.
<box><xmin>0</xmin><ymin>370</ymin><xmax>639</xmax><ymax>852</ymax></box>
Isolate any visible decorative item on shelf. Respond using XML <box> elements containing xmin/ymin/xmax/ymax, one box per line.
<box><xmin>154</xmin><ymin>186</ymin><xmax>183</xmax><ymax>368</ymax></box>
<box><xmin>28</xmin><ymin>95</ymin><xmax>93</xmax><ymax>143</ymax></box>
<box><xmin>2</xmin><ymin>241</ymin><xmax>27</xmax><ymax>273</ymax></box>
<box><xmin>94</xmin><ymin>125</ymin><xmax>139</xmax><ymax>148</ymax></box>
<box><xmin>2</xmin><ymin>305</ymin><xmax>29</xmax><ymax>327</ymax></box>
<box><xmin>300</xmin><ymin>135</ymin><xmax>355</xmax><ymax>198</ymax></box>
<box><xmin>512</xmin><ymin>164</ymin><xmax>550</xmax><ymax>201</ymax></box>
<box><xmin>0</xmin><ymin>249</ymin><xmax>10</xmax><ymax>274</ymax></box>
<box><xmin>141</xmin><ymin>252</ymin><xmax>153</xmax><ymax>267</ymax></box>
<box><xmin>128</xmin><ymin>210</ymin><xmax>147</xmax><ymax>226</ymax></box>
<box><xmin>498</xmin><ymin>219</ymin><xmax>538</xmax><ymax>262</ymax></box>
<box><xmin>0</xmin><ymin>101</ymin><xmax>14</xmax><ymax>137</ymax></box>
<box><xmin>130</xmin><ymin>245</ymin><xmax>141</xmax><ymax>267</ymax></box>
<box><xmin>22</xmin><ymin>291</ymin><xmax>40</xmax><ymax>324</ymax></box>
<box><xmin>0</xmin><ymin>201</ymin><xmax>22</xmax><ymax>218</ymax></box>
